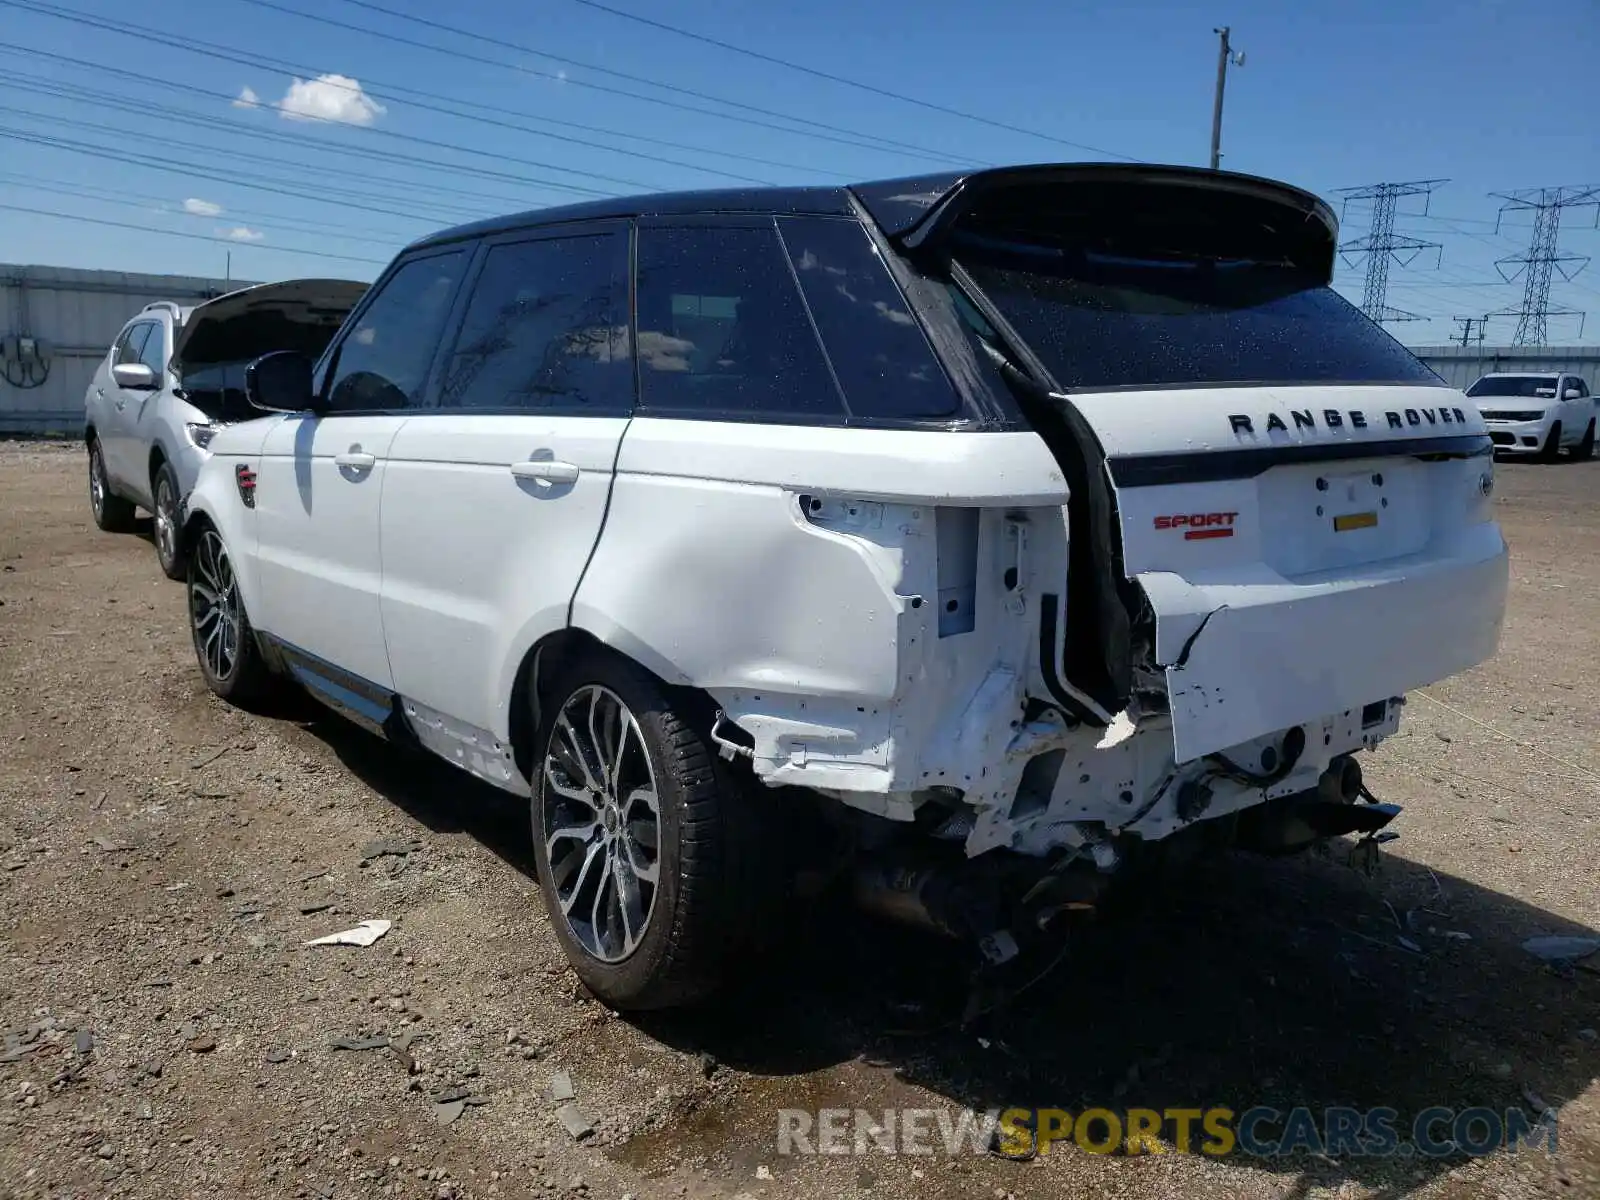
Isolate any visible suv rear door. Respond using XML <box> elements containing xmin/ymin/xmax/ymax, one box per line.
<box><xmin>379</xmin><ymin>221</ymin><xmax>632</xmax><ymax>753</ymax></box>
<box><xmin>879</xmin><ymin>166</ymin><xmax>1508</xmax><ymax>763</ymax></box>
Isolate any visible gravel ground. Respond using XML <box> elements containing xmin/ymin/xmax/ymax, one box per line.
<box><xmin>1</xmin><ymin>438</ymin><xmax>1597</xmax><ymax>1200</ymax></box>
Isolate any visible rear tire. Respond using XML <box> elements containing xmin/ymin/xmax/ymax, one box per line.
<box><xmin>88</xmin><ymin>438</ymin><xmax>137</xmax><ymax>533</ymax></box>
<box><xmin>529</xmin><ymin>652</ymin><xmax>770</xmax><ymax>1010</ymax></box>
<box><xmin>1539</xmin><ymin>422</ymin><xmax>1563</xmax><ymax>462</ymax></box>
<box><xmin>188</xmin><ymin>525</ymin><xmax>275</xmax><ymax>707</ymax></box>
<box><xmin>1574</xmin><ymin>420</ymin><xmax>1595</xmax><ymax>461</ymax></box>
<box><xmin>152</xmin><ymin>461</ymin><xmax>186</xmax><ymax>581</ymax></box>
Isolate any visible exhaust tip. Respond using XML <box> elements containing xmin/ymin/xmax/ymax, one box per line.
<box><xmin>1319</xmin><ymin>755</ymin><xmax>1363</xmax><ymax>804</ymax></box>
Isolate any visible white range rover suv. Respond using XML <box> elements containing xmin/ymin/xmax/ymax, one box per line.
<box><xmin>177</xmin><ymin>164</ymin><xmax>1510</xmax><ymax>1010</ymax></box>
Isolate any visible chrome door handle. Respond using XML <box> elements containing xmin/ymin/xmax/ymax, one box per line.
<box><xmin>334</xmin><ymin>451</ymin><xmax>377</xmax><ymax>470</ymax></box>
<box><xmin>510</xmin><ymin>460</ymin><xmax>579</xmax><ymax>484</ymax></box>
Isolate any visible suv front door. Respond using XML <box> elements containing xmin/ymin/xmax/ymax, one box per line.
<box><xmin>380</xmin><ymin>223</ymin><xmax>633</xmax><ymax>747</ymax></box>
<box><xmin>251</xmin><ymin>249</ymin><xmax>469</xmax><ymax>712</ymax></box>
<box><xmin>104</xmin><ymin>319</ymin><xmax>160</xmax><ymax>491</ymax></box>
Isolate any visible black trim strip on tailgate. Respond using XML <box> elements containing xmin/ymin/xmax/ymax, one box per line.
<box><xmin>1107</xmin><ymin>433</ymin><xmax>1492</xmax><ymax>488</ymax></box>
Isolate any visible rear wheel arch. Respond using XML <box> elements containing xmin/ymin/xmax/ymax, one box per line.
<box><xmin>509</xmin><ymin>629</ymin><xmax>721</xmax><ymax>787</ymax></box>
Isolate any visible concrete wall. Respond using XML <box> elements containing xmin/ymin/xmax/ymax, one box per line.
<box><xmin>1</xmin><ymin>264</ymin><xmax>257</xmax><ymax>435</ymax></box>
<box><xmin>1413</xmin><ymin>345</ymin><xmax>1600</xmax><ymax>391</ymax></box>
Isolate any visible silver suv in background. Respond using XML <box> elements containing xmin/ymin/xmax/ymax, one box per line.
<box><xmin>84</xmin><ymin>280</ymin><xmax>367</xmax><ymax>578</ymax></box>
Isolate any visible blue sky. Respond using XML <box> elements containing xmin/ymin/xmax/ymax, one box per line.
<box><xmin>2</xmin><ymin>0</ymin><xmax>1597</xmax><ymax>346</ymax></box>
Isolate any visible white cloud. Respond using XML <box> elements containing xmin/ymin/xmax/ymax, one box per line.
<box><xmin>183</xmin><ymin>198</ymin><xmax>223</xmax><ymax>217</ymax></box>
<box><xmin>225</xmin><ymin>227</ymin><xmax>265</xmax><ymax>242</ymax></box>
<box><xmin>277</xmin><ymin>74</ymin><xmax>385</xmax><ymax>126</ymax></box>
<box><xmin>233</xmin><ymin>86</ymin><xmax>261</xmax><ymax>109</ymax></box>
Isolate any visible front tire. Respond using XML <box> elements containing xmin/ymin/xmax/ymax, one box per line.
<box><xmin>152</xmin><ymin>461</ymin><xmax>185</xmax><ymax>580</ymax></box>
<box><xmin>1539</xmin><ymin>421</ymin><xmax>1563</xmax><ymax>462</ymax></box>
<box><xmin>88</xmin><ymin>438</ymin><xmax>137</xmax><ymax>533</ymax></box>
<box><xmin>529</xmin><ymin>654</ymin><xmax>762</xmax><ymax>1010</ymax></box>
<box><xmin>188</xmin><ymin>526</ymin><xmax>274</xmax><ymax>706</ymax></box>
<box><xmin>1574</xmin><ymin>420</ymin><xmax>1595</xmax><ymax>461</ymax></box>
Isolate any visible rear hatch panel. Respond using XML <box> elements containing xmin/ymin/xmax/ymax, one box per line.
<box><xmin>882</xmin><ymin>165</ymin><xmax>1509</xmax><ymax>765</ymax></box>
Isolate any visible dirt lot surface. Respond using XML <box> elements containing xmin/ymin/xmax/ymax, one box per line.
<box><xmin>1</xmin><ymin>439</ymin><xmax>1597</xmax><ymax>1200</ymax></box>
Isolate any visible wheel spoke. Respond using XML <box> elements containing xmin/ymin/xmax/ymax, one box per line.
<box><xmin>545</xmin><ymin>818</ymin><xmax>600</xmax><ymax>862</ymax></box>
<box><xmin>610</xmin><ymin>853</ymin><xmax>647</xmax><ymax>950</ymax></box>
<box><xmin>554</xmin><ymin>713</ymin><xmax>601</xmax><ymax>793</ymax></box>
<box><xmin>558</xmin><ymin>841</ymin><xmax>607</xmax><ymax>917</ymax></box>
<box><xmin>587</xmin><ymin>688</ymin><xmax>612</xmax><ymax>791</ymax></box>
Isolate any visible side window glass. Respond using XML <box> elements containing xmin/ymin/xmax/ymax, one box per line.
<box><xmin>440</xmin><ymin>233</ymin><xmax>630</xmax><ymax>413</ymax></box>
<box><xmin>325</xmin><ymin>251</ymin><xmax>468</xmax><ymax>412</ymax></box>
<box><xmin>1571</xmin><ymin>377</ymin><xmax>1589</xmax><ymax>398</ymax></box>
<box><xmin>634</xmin><ymin>224</ymin><xmax>841</xmax><ymax>421</ymax></box>
<box><xmin>779</xmin><ymin>217</ymin><xmax>960</xmax><ymax>421</ymax></box>
<box><xmin>115</xmin><ymin>323</ymin><xmax>152</xmax><ymax>366</ymax></box>
<box><xmin>137</xmin><ymin>322</ymin><xmax>167</xmax><ymax>376</ymax></box>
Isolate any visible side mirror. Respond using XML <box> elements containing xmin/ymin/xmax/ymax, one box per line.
<box><xmin>245</xmin><ymin>350</ymin><xmax>319</xmax><ymax>414</ymax></box>
<box><xmin>111</xmin><ymin>362</ymin><xmax>158</xmax><ymax>390</ymax></box>
<box><xmin>1563</xmin><ymin>388</ymin><xmax>1582</xmax><ymax>400</ymax></box>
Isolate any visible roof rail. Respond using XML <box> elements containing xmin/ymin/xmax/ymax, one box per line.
<box><xmin>139</xmin><ymin>300</ymin><xmax>185</xmax><ymax>316</ymax></box>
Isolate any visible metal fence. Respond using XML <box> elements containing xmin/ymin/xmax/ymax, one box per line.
<box><xmin>1</xmin><ymin>264</ymin><xmax>255</xmax><ymax>435</ymax></box>
<box><xmin>1412</xmin><ymin>345</ymin><xmax>1600</xmax><ymax>392</ymax></box>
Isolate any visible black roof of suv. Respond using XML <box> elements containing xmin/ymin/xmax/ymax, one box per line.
<box><xmin>408</xmin><ymin>163</ymin><xmax>1339</xmax><ymax>275</ymax></box>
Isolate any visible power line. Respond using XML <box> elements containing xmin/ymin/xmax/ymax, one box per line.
<box><xmin>0</xmin><ymin>172</ymin><xmax>414</xmax><ymax>247</ymax></box>
<box><xmin>0</xmin><ymin>201</ymin><xmax>389</xmax><ymax>266</ymax></box>
<box><xmin>0</xmin><ymin>75</ymin><xmax>644</xmax><ymax>200</ymax></box>
<box><xmin>0</xmin><ymin>43</ymin><xmax>784</xmax><ymax>189</ymax></box>
<box><xmin>568</xmin><ymin>0</ymin><xmax>1138</xmax><ymax>161</ymax></box>
<box><xmin>0</xmin><ymin>1</ymin><xmax>841</xmax><ymax>182</ymax></box>
<box><xmin>238</xmin><ymin>0</ymin><xmax>973</xmax><ymax>166</ymax></box>
<box><xmin>1489</xmin><ymin>186</ymin><xmax>1600</xmax><ymax>344</ymax></box>
<box><xmin>1334</xmin><ymin>180</ymin><xmax>1447</xmax><ymax>324</ymax></box>
<box><xmin>0</xmin><ymin>98</ymin><xmax>565</xmax><ymax>215</ymax></box>
<box><xmin>0</xmin><ymin>126</ymin><xmax>490</xmax><ymax>227</ymax></box>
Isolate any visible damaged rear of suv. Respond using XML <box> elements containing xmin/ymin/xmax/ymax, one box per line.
<box><xmin>183</xmin><ymin>162</ymin><xmax>1508</xmax><ymax>1011</ymax></box>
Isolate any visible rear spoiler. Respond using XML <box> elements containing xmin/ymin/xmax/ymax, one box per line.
<box><xmin>851</xmin><ymin>163</ymin><xmax>1341</xmax><ymax>285</ymax></box>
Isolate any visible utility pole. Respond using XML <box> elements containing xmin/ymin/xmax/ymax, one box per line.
<box><xmin>1450</xmin><ymin>315</ymin><xmax>1488</xmax><ymax>347</ymax></box>
<box><xmin>1489</xmin><ymin>186</ymin><xmax>1599</xmax><ymax>345</ymax></box>
<box><xmin>1209</xmin><ymin>27</ymin><xmax>1244</xmax><ymax>170</ymax></box>
<box><xmin>1334</xmin><ymin>180</ymin><xmax>1447</xmax><ymax>324</ymax></box>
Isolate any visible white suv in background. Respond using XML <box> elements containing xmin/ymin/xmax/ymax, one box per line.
<box><xmin>177</xmin><ymin>164</ymin><xmax>1509</xmax><ymax>1010</ymax></box>
<box><xmin>84</xmin><ymin>281</ymin><xmax>366</xmax><ymax>578</ymax></box>
<box><xmin>1466</xmin><ymin>371</ymin><xmax>1595</xmax><ymax>461</ymax></box>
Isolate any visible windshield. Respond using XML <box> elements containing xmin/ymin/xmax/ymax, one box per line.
<box><xmin>1466</xmin><ymin>376</ymin><xmax>1559</xmax><ymax>398</ymax></box>
<box><xmin>953</xmin><ymin>235</ymin><xmax>1443</xmax><ymax>393</ymax></box>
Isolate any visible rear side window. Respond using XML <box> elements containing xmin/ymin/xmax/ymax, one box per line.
<box><xmin>955</xmin><ymin>239</ymin><xmax>1444</xmax><ymax>393</ymax></box>
<box><xmin>115</xmin><ymin>323</ymin><xmax>152</xmax><ymax>366</ymax></box>
<box><xmin>634</xmin><ymin>223</ymin><xmax>841</xmax><ymax>422</ymax></box>
<box><xmin>325</xmin><ymin>251</ymin><xmax>468</xmax><ymax>412</ymax></box>
<box><xmin>778</xmin><ymin>216</ymin><xmax>961</xmax><ymax>421</ymax></box>
<box><xmin>440</xmin><ymin>232</ymin><xmax>630</xmax><ymax>414</ymax></box>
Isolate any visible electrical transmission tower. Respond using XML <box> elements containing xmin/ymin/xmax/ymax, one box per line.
<box><xmin>1334</xmin><ymin>180</ymin><xmax>1447</xmax><ymax>324</ymax></box>
<box><xmin>1489</xmin><ymin>186</ymin><xmax>1599</xmax><ymax>345</ymax></box>
<box><xmin>1451</xmin><ymin>315</ymin><xmax>1489</xmax><ymax>347</ymax></box>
